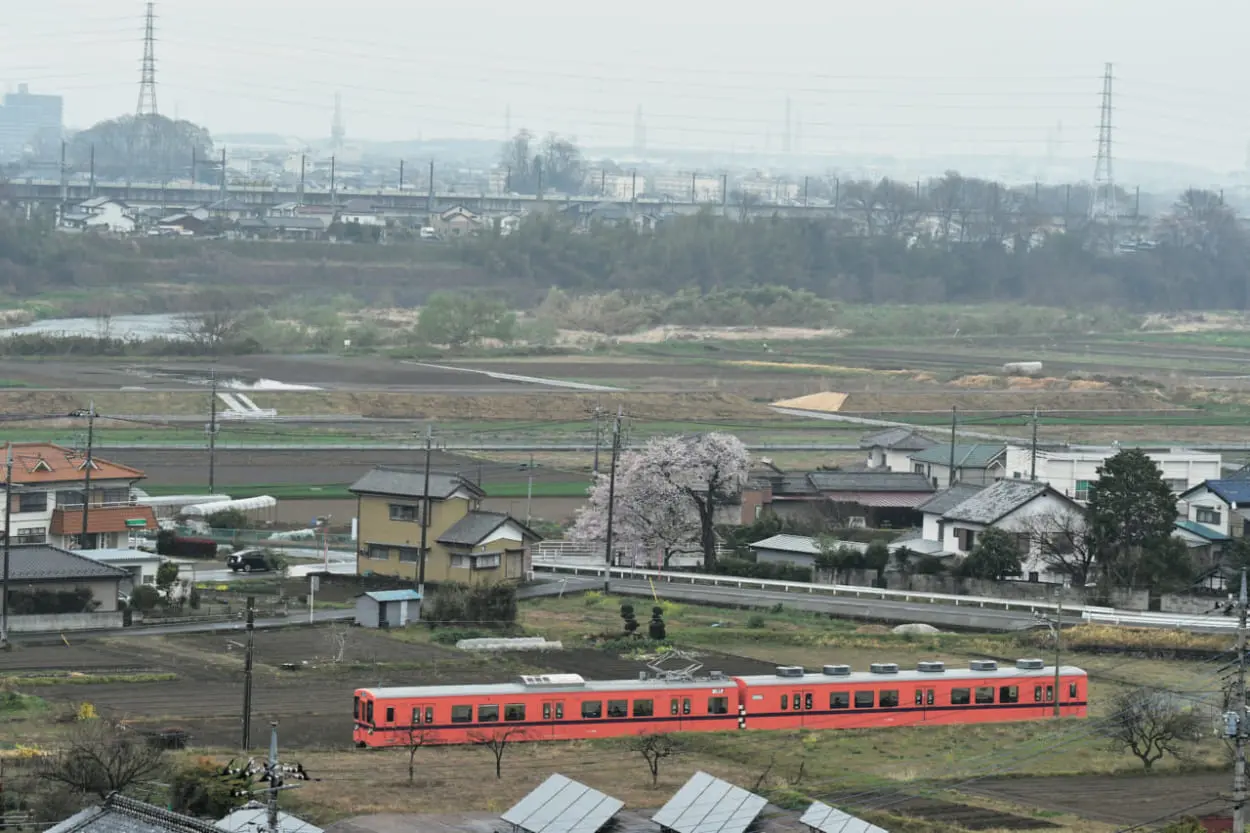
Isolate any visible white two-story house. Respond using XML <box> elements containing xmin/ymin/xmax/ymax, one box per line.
<box><xmin>1004</xmin><ymin>445</ymin><xmax>1221</xmax><ymax>503</ymax></box>
<box><xmin>2</xmin><ymin>443</ymin><xmax>157</xmax><ymax>550</ymax></box>
<box><xmin>861</xmin><ymin>428</ymin><xmax>936</xmax><ymax>472</ymax></box>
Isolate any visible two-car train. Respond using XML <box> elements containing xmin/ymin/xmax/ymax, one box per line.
<box><xmin>353</xmin><ymin>658</ymin><xmax>1087</xmax><ymax>747</ymax></box>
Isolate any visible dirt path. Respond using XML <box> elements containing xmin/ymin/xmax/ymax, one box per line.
<box><xmin>967</xmin><ymin>772</ymin><xmax>1230</xmax><ymax>826</ymax></box>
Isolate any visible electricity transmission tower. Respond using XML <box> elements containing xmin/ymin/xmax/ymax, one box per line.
<box><xmin>1089</xmin><ymin>62</ymin><xmax>1116</xmax><ymax>221</ymax></box>
<box><xmin>136</xmin><ymin>2</ymin><xmax>159</xmax><ymax>118</ymax></box>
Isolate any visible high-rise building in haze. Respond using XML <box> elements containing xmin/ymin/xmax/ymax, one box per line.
<box><xmin>0</xmin><ymin>84</ymin><xmax>63</xmax><ymax>162</ymax></box>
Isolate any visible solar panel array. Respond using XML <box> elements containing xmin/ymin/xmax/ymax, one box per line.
<box><xmin>651</xmin><ymin>771</ymin><xmax>768</xmax><ymax>833</ymax></box>
<box><xmin>799</xmin><ymin>801</ymin><xmax>889</xmax><ymax>833</ymax></box>
<box><xmin>502</xmin><ymin>774</ymin><xmax>624</xmax><ymax>833</ymax></box>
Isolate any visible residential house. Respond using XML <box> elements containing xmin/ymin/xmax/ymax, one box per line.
<box><xmin>916</xmin><ymin>482</ymin><xmax>985</xmax><ymax>546</ymax></box>
<box><xmin>739</xmin><ymin>470</ymin><xmax>824</xmax><ymax>525</ymax></box>
<box><xmin>217</xmin><ymin>802</ymin><xmax>323</xmax><ymax>833</ymax></box>
<box><xmin>806</xmin><ymin>470</ymin><xmax>936</xmax><ymax>529</ymax></box>
<box><xmin>1004</xmin><ymin>445</ymin><xmax>1221</xmax><ymax>502</ymax></box>
<box><xmin>339</xmin><ymin>198</ymin><xmax>385</xmax><ymax>226</ymax></box>
<box><xmin>1</xmin><ymin>442</ymin><xmax>157</xmax><ymax>550</ymax></box>
<box><xmin>6</xmin><ymin>544</ymin><xmax>128</xmax><ymax>612</ymax></box>
<box><xmin>153</xmin><ymin>213</ymin><xmax>211</xmax><ymax>236</ymax></box>
<box><xmin>750</xmin><ymin>533</ymin><xmax>822</xmax><ymax>568</ymax></box>
<box><xmin>205</xmin><ymin>197</ymin><xmax>255</xmax><ymax>222</ymax></box>
<box><xmin>60</xmin><ymin>197</ymin><xmax>136</xmax><ymax>234</ymax></box>
<box><xmin>930</xmin><ymin>479</ymin><xmax>1086</xmax><ymax>582</ymax></box>
<box><xmin>909</xmin><ymin>443</ymin><xmax>1007</xmax><ymax>488</ymax></box>
<box><xmin>51</xmin><ymin>793</ymin><xmax>281</xmax><ymax>833</ymax></box>
<box><xmin>1178</xmin><ymin>480</ymin><xmax>1250</xmax><ymax>541</ymax></box>
<box><xmin>435</xmin><ymin>205</ymin><xmax>482</xmax><ymax>237</ymax></box>
<box><xmin>861</xmin><ymin>427</ymin><xmax>936</xmax><ymax>471</ymax></box>
<box><xmin>79</xmin><ymin>547</ymin><xmax>164</xmax><ymax>592</ymax></box>
<box><xmin>351</xmin><ymin>467</ymin><xmax>540</xmax><ymax>585</ymax></box>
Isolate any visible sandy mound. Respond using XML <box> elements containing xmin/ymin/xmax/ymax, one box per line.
<box><xmin>771</xmin><ymin>392</ymin><xmax>849</xmax><ymax>413</ymax></box>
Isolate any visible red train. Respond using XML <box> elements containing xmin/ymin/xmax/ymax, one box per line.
<box><xmin>353</xmin><ymin>658</ymin><xmax>1087</xmax><ymax>747</ymax></box>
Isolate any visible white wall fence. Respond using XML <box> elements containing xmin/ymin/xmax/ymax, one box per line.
<box><xmin>534</xmin><ymin>541</ymin><xmax>714</xmax><ymax>570</ymax></box>
<box><xmin>8</xmin><ymin>612</ymin><xmax>124</xmax><ymax>633</ymax></box>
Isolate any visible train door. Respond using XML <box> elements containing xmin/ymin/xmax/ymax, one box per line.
<box><xmin>411</xmin><ymin>703</ymin><xmax>436</xmax><ymax>730</ymax></box>
<box><xmin>913</xmin><ymin>687</ymin><xmax>935</xmax><ymax>722</ymax></box>
<box><xmin>541</xmin><ymin>700</ymin><xmax>564</xmax><ymax>739</ymax></box>
<box><xmin>798</xmin><ymin>689</ymin><xmax>815</xmax><ymax>726</ymax></box>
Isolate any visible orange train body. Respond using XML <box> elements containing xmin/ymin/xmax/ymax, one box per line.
<box><xmin>353</xmin><ymin>661</ymin><xmax>1088</xmax><ymax>747</ymax></box>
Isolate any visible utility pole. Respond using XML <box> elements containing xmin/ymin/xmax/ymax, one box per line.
<box><xmin>592</xmin><ymin>404</ymin><xmax>603</xmax><ymax>475</ymax></box>
<box><xmin>603</xmin><ymin>408</ymin><xmax>622</xmax><ymax>593</ymax></box>
<box><xmin>399</xmin><ymin>159</ymin><xmax>405</xmax><ymax>191</ymax></box>
<box><xmin>1233</xmin><ymin>569</ymin><xmax>1247</xmax><ymax>832</ymax></box>
<box><xmin>80</xmin><ymin>402</ymin><xmax>95</xmax><ymax>550</ymax></box>
<box><xmin>691</xmin><ymin>171</ymin><xmax>697</xmax><ymax>204</ymax></box>
<box><xmin>417</xmin><ymin>425</ymin><xmax>432</xmax><ymax>598</ymax></box>
<box><xmin>1030</xmin><ymin>407</ymin><xmax>1039</xmax><ymax>482</ymax></box>
<box><xmin>219</xmin><ymin>149</ymin><xmax>227</xmax><ymax>205</ymax></box>
<box><xmin>208</xmin><ymin>371</ymin><xmax>218</xmax><ymax>494</ymax></box>
<box><xmin>297</xmin><ymin>154</ymin><xmax>306</xmax><ymax>204</ymax></box>
<box><xmin>266</xmin><ymin>722</ymin><xmax>280</xmax><ymax>833</ymax></box>
<box><xmin>947</xmin><ymin>406</ymin><xmax>957</xmax><ymax>487</ymax></box>
<box><xmin>1</xmin><ymin>445</ymin><xmax>11</xmax><ymax>648</ymax></box>
<box><xmin>526</xmin><ymin>473</ymin><xmax>533</xmax><ymax>525</ymax></box>
<box><xmin>241</xmin><ymin>595</ymin><xmax>255</xmax><ymax>750</ymax></box>
<box><xmin>329</xmin><ymin>155</ymin><xmax>337</xmax><ymax>205</ymax></box>
<box><xmin>1052</xmin><ymin>595</ymin><xmax>1062</xmax><ymax>717</ymax></box>
<box><xmin>427</xmin><ymin>160</ymin><xmax>434</xmax><ymax>214</ymax></box>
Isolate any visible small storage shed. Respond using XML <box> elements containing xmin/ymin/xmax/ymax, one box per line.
<box><xmin>355</xmin><ymin>589</ymin><xmax>422</xmax><ymax>629</ymax></box>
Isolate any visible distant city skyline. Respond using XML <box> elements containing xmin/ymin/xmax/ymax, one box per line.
<box><xmin>2</xmin><ymin>0</ymin><xmax>1249</xmax><ymax>176</ymax></box>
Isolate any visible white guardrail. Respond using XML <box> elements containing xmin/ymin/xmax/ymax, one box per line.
<box><xmin>532</xmin><ymin>561</ymin><xmax>1244</xmax><ymax>629</ymax></box>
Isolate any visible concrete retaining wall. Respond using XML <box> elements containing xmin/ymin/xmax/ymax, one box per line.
<box><xmin>8</xmin><ymin>612</ymin><xmax>124</xmax><ymax>633</ymax></box>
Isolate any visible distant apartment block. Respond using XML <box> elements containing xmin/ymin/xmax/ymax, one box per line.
<box><xmin>0</xmin><ymin>84</ymin><xmax>63</xmax><ymax>161</ymax></box>
<box><xmin>648</xmin><ymin>173</ymin><xmax>723</xmax><ymax>203</ymax></box>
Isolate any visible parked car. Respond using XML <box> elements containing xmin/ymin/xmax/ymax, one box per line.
<box><xmin>226</xmin><ymin>549</ymin><xmax>280</xmax><ymax>573</ymax></box>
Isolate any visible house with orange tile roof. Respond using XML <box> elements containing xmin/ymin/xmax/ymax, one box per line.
<box><xmin>2</xmin><ymin>443</ymin><xmax>157</xmax><ymax>551</ymax></box>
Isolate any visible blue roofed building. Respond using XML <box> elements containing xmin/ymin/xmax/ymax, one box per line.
<box><xmin>355</xmin><ymin>588</ymin><xmax>422</xmax><ymax>628</ymax></box>
<box><xmin>1178</xmin><ymin>479</ymin><xmax>1250</xmax><ymax>540</ymax></box>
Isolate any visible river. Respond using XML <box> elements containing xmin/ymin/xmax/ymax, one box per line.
<box><xmin>0</xmin><ymin>313</ymin><xmax>186</xmax><ymax>341</ymax></box>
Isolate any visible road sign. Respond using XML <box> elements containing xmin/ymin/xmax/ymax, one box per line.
<box><xmin>124</xmin><ymin>519</ymin><xmax>147</xmax><ymax>528</ymax></box>
<box><xmin>310</xmin><ymin>576</ymin><xmax>320</xmax><ymax>592</ymax></box>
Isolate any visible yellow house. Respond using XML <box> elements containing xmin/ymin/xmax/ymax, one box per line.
<box><xmin>350</xmin><ymin>467</ymin><xmax>539</xmax><ymax>585</ymax></box>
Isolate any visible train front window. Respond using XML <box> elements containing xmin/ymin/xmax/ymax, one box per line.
<box><xmin>1000</xmin><ymin>685</ymin><xmax>1019</xmax><ymax>704</ymax></box>
<box><xmin>854</xmin><ymin>691</ymin><xmax>874</xmax><ymax>708</ymax></box>
<box><xmin>1069</xmin><ymin>682</ymin><xmax>1078</xmax><ymax>699</ymax></box>
<box><xmin>353</xmin><ymin>696</ymin><xmax>360</xmax><ymax>720</ymax></box>
<box><xmin>634</xmin><ymin>699</ymin><xmax>654</xmax><ymax>717</ymax></box>
<box><xmin>366</xmin><ymin>700</ymin><xmax>374</xmax><ymax>724</ymax></box>
<box><xmin>951</xmin><ymin>688</ymin><xmax>970</xmax><ymax>705</ymax></box>
<box><xmin>879</xmin><ymin>690</ymin><xmax>899</xmax><ymax>708</ymax></box>
<box><xmin>505</xmin><ymin>704</ymin><xmax>526</xmax><ymax>721</ymax></box>
<box><xmin>975</xmin><ymin>687</ymin><xmax>995</xmax><ymax>705</ymax></box>
<box><xmin>478</xmin><ymin>705</ymin><xmax>499</xmax><ymax>722</ymax></box>
<box><xmin>385</xmin><ymin>707</ymin><xmax>394</xmax><ymax>723</ymax></box>
<box><xmin>708</xmin><ymin>697</ymin><xmax>729</xmax><ymax>715</ymax></box>
<box><xmin>607</xmin><ymin>700</ymin><xmax>628</xmax><ymax>718</ymax></box>
<box><xmin>830</xmin><ymin>692</ymin><xmax>849</xmax><ymax>709</ymax></box>
<box><xmin>451</xmin><ymin>706</ymin><xmax>472</xmax><ymax>723</ymax></box>
<box><xmin>582</xmin><ymin>701</ymin><xmax>603</xmax><ymax>719</ymax></box>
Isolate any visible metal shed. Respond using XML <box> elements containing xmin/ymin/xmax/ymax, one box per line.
<box><xmin>355</xmin><ymin>589</ymin><xmax>422</xmax><ymax>629</ymax></box>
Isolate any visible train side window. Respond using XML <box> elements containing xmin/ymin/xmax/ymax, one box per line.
<box><xmin>385</xmin><ymin>707</ymin><xmax>394</xmax><ymax>723</ymax></box>
<box><xmin>854</xmin><ymin>691</ymin><xmax>874</xmax><ymax>708</ymax></box>
<box><xmin>708</xmin><ymin>697</ymin><xmax>729</xmax><ymax>715</ymax></box>
<box><xmin>1000</xmin><ymin>686</ymin><xmax>1019</xmax><ymax>704</ymax></box>
<box><xmin>543</xmin><ymin>703</ymin><xmax>552</xmax><ymax>720</ymax></box>
<box><xmin>915</xmin><ymin>690</ymin><xmax>924</xmax><ymax>706</ymax></box>
<box><xmin>634</xmin><ymin>699</ymin><xmax>654</xmax><ymax>717</ymax></box>
<box><xmin>926</xmin><ymin>690</ymin><xmax>934</xmax><ymax>706</ymax></box>
<box><xmin>425</xmin><ymin>707</ymin><xmax>433</xmax><ymax>724</ymax></box>
<box><xmin>582</xmin><ymin>701</ymin><xmax>603</xmax><ymax>719</ymax></box>
<box><xmin>975</xmin><ymin>687</ymin><xmax>995</xmax><ymax>705</ymax></box>
<box><xmin>1034</xmin><ymin>685</ymin><xmax>1043</xmax><ymax>702</ymax></box>
<box><xmin>951</xmin><ymin>688</ymin><xmax>971</xmax><ymax>705</ymax></box>
<box><xmin>682</xmin><ymin>698</ymin><xmax>691</xmax><ymax>715</ymax></box>
<box><xmin>804</xmin><ymin>693</ymin><xmax>813</xmax><ymax>710</ymax></box>
<box><xmin>451</xmin><ymin>705</ymin><xmax>472</xmax><ymax>723</ymax></box>
<box><xmin>671</xmin><ymin>698</ymin><xmax>680</xmax><ymax>716</ymax></box>
<box><xmin>830</xmin><ymin>691</ymin><xmax>849</xmax><ymax>709</ymax></box>
<box><xmin>607</xmin><ymin>700</ymin><xmax>628</xmax><ymax>718</ymax></box>
<box><xmin>781</xmin><ymin>695</ymin><xmax>788</xmax><ymax>710</ymax></box>
<box><xmin>1069</xmin><ymin>682</ymin><xmax>1077</xmax><ymax>699</ymax></box>
<box><xmin>366</xmin><ymin>701</ymin><xmax>373</xmax><ymax>724</ymax></box>
<box><xmin>555</xmin><ymin>703</ymin><xmax>564</xmax><ymax>719</ymax></box>
<box><xmin>505</xmin><ymin>704</ymin><xmax>526</xmax><ymax>721</ymax></box>
<box><xmin>478</xmin><ymin>705</ymin><xmax>499</xmax><ymax>723</ymax></box>
<box><xmin>354</xmin><ymin>697</ymin><xmax>360</xmax><ymax>719</ymax></box>
<box><xmin>879</xmin><ymin>690</ymin><xmax>899</xmax><ymax>708</ymax></box>
<box><xmin>792</xmin><ymin>694</ymin><xmax>801</xmax><ymax>711</ymax></box>
<box><xmin>1046</xmin><ymin>686</ymin><xmax>1054</xmax><ymax>702</ymax></box>
<box><xmin>411</xmin><ymin>707</ymin><xmax>421</xmax><ymax>725</ymax></box>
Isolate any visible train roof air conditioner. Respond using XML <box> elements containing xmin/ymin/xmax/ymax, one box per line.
<box><xmin>869</xmin><ymin>662</ymin><xmax>899</xmax><ymax>674</ymax></box>
<box><xmin>1016</xmin><ymin>658</ymin><xmax>1046</xmax><ymax>670</ymax></box>
<box><xmin>822</xmin><ymin>665</ymin><xmax>851</xmax><ymax>676</ymax></box>
<box><xmin>969</xmin><ymin>660</ymin><xmax>998</xmax><ymax>672</ymax></box>
<box><xmin>916</xmin><ymin>661</ymin><xmax>946</xmax><ymax>673</ymax></box>
<box><xmin>775</xmin><ymin>666</ymin><xmax>805</xmax><ymax>678</ymax></box>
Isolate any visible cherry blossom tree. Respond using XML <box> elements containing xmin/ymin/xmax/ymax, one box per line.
<box><xmin>570</xmin><ymin>433</ymin><xmax>748</xmax><ymax>570</ymax></box>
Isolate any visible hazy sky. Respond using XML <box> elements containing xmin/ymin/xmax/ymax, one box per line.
<box><xmin>2</xmin><ymin>0</ymin><xmax>1248</xmax><ymax>170</ymax></box>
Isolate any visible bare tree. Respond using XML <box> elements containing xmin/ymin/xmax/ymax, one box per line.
<box><xmin>325</xmin><ymin>622</ymin><xmax>350</xmax><ymax>664</ymax></box>
<box><xmin>1024</xmin><ymin>509</ymin><xmax>1095</xmax><ymax>585</ymax></box>
<box><xmin>632</xmin><ymin>732</ymin><xmax>681</xmax><ymax>786</ymax></box>
<box><xmin>1101</xmin><ymin>689</ymin><xmax>1204</xmax><ymax>771</ymax></box>
<box><xmin>37</xmin><ymin>720</ymin><xmax>166</xmax><ymax>798</ymax></box>
<box><xmin>404</xmin><ymin>725</ymin><xmax>436</xmax><ymax>785</ymax></box>
<box><xmin>470</xmin><ymin>728</ymin><xmax>525</xmax><ymax>779</ymax></box>
<box><xmin>174</xmin><ymin>302</ymin><xmax>242</xmax><ymax>354</ymax></box>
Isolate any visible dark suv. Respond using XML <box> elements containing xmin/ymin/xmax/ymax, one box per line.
<box><xmin>226</xmin><ymin>550</ymin><xmax>275</xmax><ymax>572</ymax></box>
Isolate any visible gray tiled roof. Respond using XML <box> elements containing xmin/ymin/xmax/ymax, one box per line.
<box><xmin>941</xmin><ymin>479</ymin><xmax>1050</xmax><ymax>524</ymax></box>
<box><xmin>860</xmin><ymin>427</ymin><xmax>936</xmax><ymax>451</ymax></box>
<box><xmin>437</xmin><ymin>511</ymin><xmax>537</xmax><ymax>546</ymax></box>
<box><xmin>50</xmin><ymin>794</ymin><xmax>221</xmax><ymax>833</ymax></box>
<box><xmin>349</xmin><ymin>467</ymin><xmax>484</xmax><ymax>500</ymax></box>
<box><xmin>217</xmin><ymin>803</ymin><xmax>322</xmax><ymax>833</ymax></box>
<box><xmin>807</xmin><ymin>471</ymin><xmax>934</xmax><ymax>493</ymax></box>
<box><xmin>916</xmin><ymin>482</ymin><xmax>986</xmax><ymax>515</ymax></box>
<box><xmin>910</xmin><ymin>443</ymin><xmax>1006</xmax><ymax>469</ymax></box>
<box><xmin>9</xmin><ymin>545</ymin><xmax>128</xmax><ymax>582</ymax></box>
